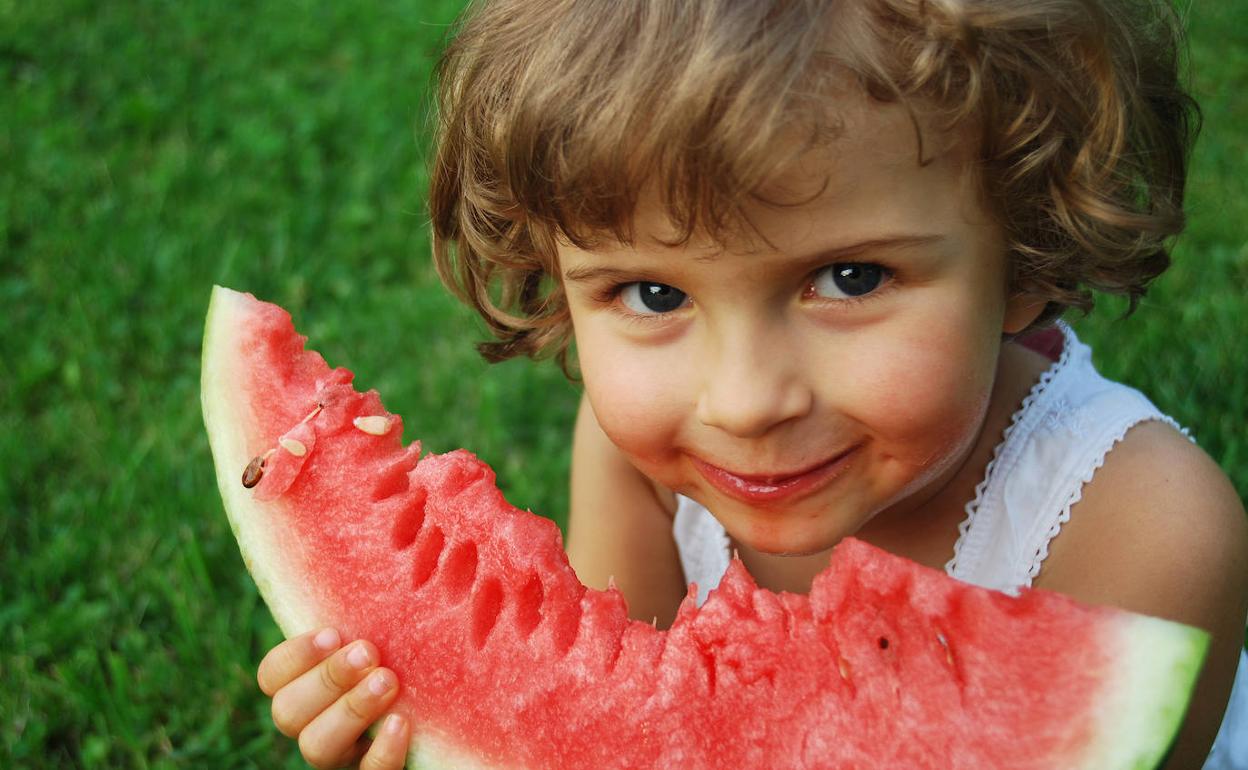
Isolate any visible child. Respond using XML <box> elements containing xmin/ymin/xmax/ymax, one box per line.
<box><xmin>253</xmin><ymin>0</ymin><xmax>1248</xmax><ymax>768</ymax></box>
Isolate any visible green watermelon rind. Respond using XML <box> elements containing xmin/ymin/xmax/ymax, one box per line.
<box><xmin>202</xmin><ymin>285</ymin><xmax>1209</xmax><ymax>770</ymax></box>
<box><xmin>203</xmin><ymin>286</ymin><xmax>326</xmax><ymax>638</ymax></box>
<box><xmin>407</xmin><ymin>734</ymin><xmax>499</xmax><ymax>770</ymax></box>
<box><xmin>1082</xmin><ymin>614</ymin><xmax>1209</xmax><ymax>770</ymax></box>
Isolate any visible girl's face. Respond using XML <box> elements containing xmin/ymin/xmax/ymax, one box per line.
<box><xmin>561</xmin><ymin>98</ymin><xmax>1038</xmax><ymax>557</ymax></box>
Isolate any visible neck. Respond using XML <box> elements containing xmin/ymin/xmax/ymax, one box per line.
<box><xmin>730</xmin><ymin>539</ymin><xmax>834</xmax><ymax>594</ymax></box>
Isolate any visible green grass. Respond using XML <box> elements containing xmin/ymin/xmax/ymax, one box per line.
<box><xmin>2</xmin><ymin>1</ymin><xmax>1244</xmax><ymax>767</ymax></box>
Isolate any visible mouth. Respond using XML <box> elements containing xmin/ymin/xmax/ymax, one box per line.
<box><xmin>689</xmin><ymin>445</ymin><xmax>859</xmax><ymax>505</ymax></box>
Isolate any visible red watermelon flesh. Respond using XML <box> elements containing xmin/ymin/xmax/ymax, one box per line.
<box><xmin>201</xmin><ymin>286</ymin><xmax>1207</xmax><ymax>770</ymax></box>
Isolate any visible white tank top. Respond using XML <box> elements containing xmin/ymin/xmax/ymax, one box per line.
<box><xmin>671</xmin><ymin>323</ymin><xmax>1247</xmax><ymax>767</ymax></box>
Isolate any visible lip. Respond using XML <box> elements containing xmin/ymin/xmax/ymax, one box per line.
<box><xmin>689</xmin><ymin>445</ymin><xmax>859</xmax><ymax>505</ymax></box>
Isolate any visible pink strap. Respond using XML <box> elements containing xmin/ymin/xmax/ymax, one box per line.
<box><xmin>1017</xmin><ymin>327</ymin><xmax>1064</xmax><ymax>362</ymax></box>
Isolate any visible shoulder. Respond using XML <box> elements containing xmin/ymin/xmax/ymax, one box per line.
<box><xmin>1037</xmin><ymin>419</ymin><xmax>1248</xmax><ymax>766</ymax></box>
<box><xmin>1038</xmin><ymin>419</ymin><xmax>1247</xmax><ymax>623</ymax></box>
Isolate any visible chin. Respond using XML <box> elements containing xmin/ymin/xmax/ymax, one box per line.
<box><xmin>727</xmin><ymin>518</ymin><xmax>842</xmax><ymax>559</ymax></box>
<box><xmin>761</xmin><ymin>545</ymin><xmax>833</xmax><ymax>558</ymax></box>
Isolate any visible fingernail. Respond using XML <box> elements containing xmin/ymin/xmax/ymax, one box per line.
<box><xmin>347</xmin><ymin>642</ymin><xmax>372</xmax><ymax>670</ymax></box>
<box><xmin>368</xmin><ymin>670</ymin><xmax>393</xmax><ymax>696</ymax></box>
<box><xmin>384</xmin><ymin>713</ymin><xmax>406</xmax><ymax>735</ymax></box>
<box><xmin>313</xmin><ymin>628</ymin><xmax>340</xmax><ymax>651</ymax></box>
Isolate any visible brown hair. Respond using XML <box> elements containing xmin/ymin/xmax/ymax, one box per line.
<box><xmin>429</xmin><ymin>0</ymin><xmax>1198</xmax><ymax>372</ymax></box>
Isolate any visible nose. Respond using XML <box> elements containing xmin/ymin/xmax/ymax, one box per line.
<box><xmin>694</xmin><ymin>323</ymin><xmax>814</xmax><ymax>438</ymax></box>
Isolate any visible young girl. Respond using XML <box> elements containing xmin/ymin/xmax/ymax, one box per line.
<box><xmin>253</xmin><ymin>1</ymin><xmax>1248</xmax><ymax>768</ymax></box>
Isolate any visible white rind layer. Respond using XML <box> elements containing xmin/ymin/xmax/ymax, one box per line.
<box><xmin>1079</xmin><ymin>614</ymin><xmax>1209</xmax><ymax>769</ymax></box>
<box><xmin>409</xmin><ymin>731</ymin><xmax>508</xmax><ymax>770</ymax></box>
<box><xmin>201</xmin><ymin>286</ymin><xmax>323</xmax><ymax>639</ymax></box>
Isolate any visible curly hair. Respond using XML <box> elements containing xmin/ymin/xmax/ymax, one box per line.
<box><xmin>429</xmin><ymin>0</ymin><xmax>1199</xmax><ymax>373</ymax></box>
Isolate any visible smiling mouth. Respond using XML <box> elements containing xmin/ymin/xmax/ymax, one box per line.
<box><xmin>689</xmin><ymin>446</ymin><xmax>859</xmax><ymax>505</ymax></box>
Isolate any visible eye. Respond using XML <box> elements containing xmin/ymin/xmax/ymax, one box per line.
<box><xmin>809</xmin><ymin>263</ymin><xmax>888</xmax><ymax>300</ymax></box>
<box><xmin>620</xmin><ymin>282</ymin><xmax>690</xmax><ymax>315</ymax></box>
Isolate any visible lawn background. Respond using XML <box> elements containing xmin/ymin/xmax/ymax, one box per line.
<box><xmin>2</xmin><ymin>1</ymin><xmax>1244</xmax><ymax>767</ymax></box>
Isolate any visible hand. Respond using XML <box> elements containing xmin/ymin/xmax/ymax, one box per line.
<box><xmin>257</xmin><ymin>628</ymin><xmax>412</xmax><ymax>770</ymax></box>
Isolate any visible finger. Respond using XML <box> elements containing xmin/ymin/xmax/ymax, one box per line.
<box><xmin>297</xmin><ymin>668</ymin><xmax>400</xmax><ymax>770</ymax></box>
<box><xmin>359</xmin><ymin>714</ymin><xmax>411</xmax><ymax>770</ymax></box>
<box><xmin>258</xmin><ymin>627</ymin><xmax>342</xmax><ymax>696</ymax></box>
<box><xmin>271</xmin><ymin>639</ymin><xmax>380</xmax><ymax>738</ymax></box>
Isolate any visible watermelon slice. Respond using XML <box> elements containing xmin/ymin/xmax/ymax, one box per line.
<box><xmin>201</xmin><ymin>286</ymin><xmax>1208</xmax><ymax>770</ymax></box>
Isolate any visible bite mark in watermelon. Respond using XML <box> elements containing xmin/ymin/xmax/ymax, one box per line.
<box><xmin>201</xmin><ymin>286</ymin><xmax>1208</xmax><ymax>770</ymax></box>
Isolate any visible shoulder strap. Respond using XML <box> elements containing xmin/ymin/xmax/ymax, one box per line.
<box><xmin>947</xmin><ymin>324</ymin><xmax>1188</xmax><ymax>593</ymax></box>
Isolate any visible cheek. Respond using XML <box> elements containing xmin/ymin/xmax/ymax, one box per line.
<box><xmin>846</xmin><ymin>328</ymin><xmax>998</xmax><ymax>463</ymax></box>
<box><xmin>576</xmin><ymin>331</ymin><xmax>691</xmax><ymax>465</ymax></box>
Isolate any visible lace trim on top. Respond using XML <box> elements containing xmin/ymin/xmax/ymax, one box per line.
<box><xmin>945</xmin><ymin>322</ymin><xmax>1194</xmax><ymax>591</ymax></box>
<box><xmin>1022</xmin><ymin>413</ymin><xmax>1191</xmax><ymax>585</ymax></box>
<box><xmin>943</xmin><ymin>323</ymin><xmax>1075</xmax><ymax>580</ymax></box>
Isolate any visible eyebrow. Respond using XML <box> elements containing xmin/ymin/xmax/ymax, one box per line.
<box><xmin>801</xmin><ymin>233</ymin><xmax>947</xmax><ymax>263</ymax></box>
<box><xmin>561</xmin><ymin>265</ymin><xmax>647</xmax><ymax>284</ymax></box>
<box><xmin>560</xmin><ymin>234</ymin><xmax>946</xmax><ymax>284</ymax></box>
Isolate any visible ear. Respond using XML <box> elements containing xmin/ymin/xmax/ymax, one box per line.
<box><xmin>1002</xmin><ymin>291</ymin><xmax>1049</xmax><ymax>335</ymax></box>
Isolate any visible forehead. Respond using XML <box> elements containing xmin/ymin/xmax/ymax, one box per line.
<box><xmin>616</xmin><ymin>97</ymin><xmax>983</xmax><ymax>256</ymax></box>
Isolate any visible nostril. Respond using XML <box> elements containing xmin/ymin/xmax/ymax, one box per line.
<box><xmin>695</xmin><ymin>380</ymin><xmax>814</xmax><ymax>439</ymax></box>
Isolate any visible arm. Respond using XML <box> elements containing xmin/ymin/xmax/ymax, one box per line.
<box><xmin>566</xmin><ymin>392</ymin><xmax>688</xmax><ymax>628</ymax></box>
<box><xmin>1035</xmin><ymin>420</ymin><xmax>1248</xmax><ymax>769</ymax></box>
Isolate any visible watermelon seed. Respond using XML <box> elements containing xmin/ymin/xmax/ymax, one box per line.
<box><xmin>837</xmin><ymin>656</ymin><xmax>851</xmax><ymax>682</ymax></box>
<box><xmin>300</xmin><ymin>403</ymin><xmax>324</xmax><ymax>424</ymax></box>
<box><xmin>353</xmin><ymin>415</ymin><xmax>391</xmax><ymax>436</ymax></box>
<box><xmin>279</xmin><ymin>437</ymin><xmax>308</xmax><ymax>457</ymax></box>
<box><xmin>878</xmin><ymin>637</ymin><xmax>889</xmax><ymax>650</ymax></box>
<box><xmin>241</xmin><ymin>449</ymin><xmax>275</xmax><ymax>488</ymax></box>
<box><xmin>936</xmin><ymin>632</ymin><xmax>954</xmax><ymax>666</ymax></box>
